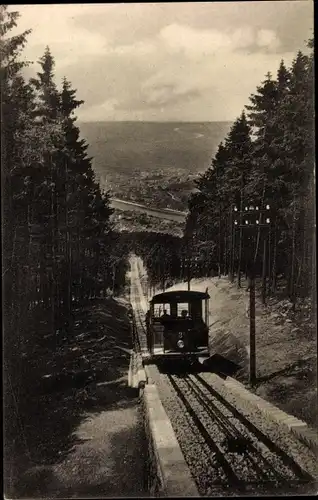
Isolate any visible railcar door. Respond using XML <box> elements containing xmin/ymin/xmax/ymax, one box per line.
<box><xmin>188</xmin><ymin>299</ymin><xmax>209</xmax><ymax>349</ymax></box>
<box><xmin>205</xmin><ymin>296</ymin><xmax>209</xmax><ymax>324</ymax></box>
<box><xmin>151</xmin><ymin>303</ymin><xmax>167</xmax><ymax>354</ymax></box>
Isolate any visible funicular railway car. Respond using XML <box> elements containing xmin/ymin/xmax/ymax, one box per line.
<box><xmin>145</xmin><ymin>290</ymin><xmax>210</xmax><ymax>366</ymax></box>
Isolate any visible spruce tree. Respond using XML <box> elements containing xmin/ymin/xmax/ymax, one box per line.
<box><xmin>59</xmin><ymin>77</ymin><xmax>114</xmax><ymax>302</ymax></box>
<box><xmin>185</xmin><ymin>44</ymin><xmax>314</xmax><ymax>305</ymax></box>
<box><xmin>29</xmin><ymin>48</ymin><xmax>65</xmax><ymax>330</ymax></box>
<box><xmin>276</xmin><ymin>51</ymin><xmax>313</xmax><ymax>302</ymax></box>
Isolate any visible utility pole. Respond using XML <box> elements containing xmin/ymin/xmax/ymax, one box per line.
<box><xmin>187</xmin><ymin>247</ymin><xmax>191</xmax><ymax>291</ymax></box>
<box><xmin>112</xmin><ymin>263</ymin><xmax>116</xmax><ymax>294</ymax></box>
<box><xmin>249</xmin><ymin>271</ymin><xmax>256</xmax><ymax>384</ymax></box>
<box><xmin>186</xmin><ymin>234</ymin><xmax>192</xmax><ymax>291</ymax></box>
<box><xmin>218</xmin><ymin>207</ymin><xmax>222</xmax><ymax>278</ymax></box>
<box><xmin>261</xmin><ymin>236</ymin><xmax>267</xmax><ymax>305</ymax></box>
<box><xmin>229</xmin><ymin>205</ymin><xmax>234</xmax><ymax>282</ymax></box>
<box><xmin>233</xmin><ymin>203</ymin><xmax>271</xmax><ymax>386</ymax></box>
<box><xmin>237</xmin><ymin>174</ymin><xmax>244</xmax><ymax>288</ymax></box>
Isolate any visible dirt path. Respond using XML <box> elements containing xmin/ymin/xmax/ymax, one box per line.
<box><xmin>8</xmin><ymin>298</ymin><xmax>148</xmax><ymax>498</ymax></box>
<box><xmin>52</xmin><ymin>388</ymin><xmax>147</xmax><ymax>498</ymax></box>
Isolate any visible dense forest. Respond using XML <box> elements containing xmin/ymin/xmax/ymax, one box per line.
<box><xmin>128</xmin><ymin>231</ymin><xmax>183</xmax><ymax>290</ymax></box>
<box><xmin>2</xmin><ymin>5</ymin><xmax>129</xmax><ymax>477</ymax></box>
<box><xmin>137</xmin><ymin>39</ymin><xmax>315</xmax><ymax>315</ymax></box>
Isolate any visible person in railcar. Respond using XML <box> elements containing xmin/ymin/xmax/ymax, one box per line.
<box><xmin>180</xmin><ymin>309</ymin><xmax>191</xmax><ymax>320</ymax></box>
<box><xmin>160</xmin><ymin>309</ymin><xmax>170</xmax><ymax>321</ymax></box>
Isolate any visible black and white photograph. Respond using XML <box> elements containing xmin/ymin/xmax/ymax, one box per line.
<box><xmin>2</xmin><ymin>1</ymin><xmax>316</xmax><ymax>498</ymax></box>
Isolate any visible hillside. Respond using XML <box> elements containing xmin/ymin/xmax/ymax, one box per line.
<box><xmin>6</xmin><ymin>297</ymin><xmax>145</xmax><ymax>498</ymax></box>
<box><xmin>161</xmin><ymin>277</ymin><xmax>316</xmax><ymax>428</ymax></box>
<box><xmin>79</xmin><ymin>121</ymin><xmax>232</xmax><ymax>210</ymax></box>
<box><xmin>111</xmin><ymin>209</ymin><xmax>184</xmax><ymax>236</ymax></box>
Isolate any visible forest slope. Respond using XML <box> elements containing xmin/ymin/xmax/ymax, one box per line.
<box><xmin>6</xmin><ymin>297</ymin><xmax>146</xmax><ymax>498</ymax></box>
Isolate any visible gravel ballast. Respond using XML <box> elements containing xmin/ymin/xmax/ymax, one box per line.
<box><xmin>201</xmin><ymin>372</ymin><xmax>318</xmax><ymax>481</ymax></box>
<box><xmin>147</xmin><ymin>364</ymin><xmax>316</xmax><ymax>496</ymax></box>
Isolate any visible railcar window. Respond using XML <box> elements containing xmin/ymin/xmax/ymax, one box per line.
<box><xmin>177</xmin><ymin>303</ymin><xmax>190</xmax><ymax>317</ymax></box>
<box><xmin>202</xmin><ymin>300</ymin><xmax>205</xmax><ymax>320</ymax></box>
<box><xmin>153</xmin><ymin>304</ymin><xmax>171</xmax><ymax>318</ymax></box>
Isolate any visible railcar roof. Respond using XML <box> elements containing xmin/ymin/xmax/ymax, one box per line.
<box><xmin>150</xmin><ymin>290</ymin><xmax>210</xmax><ymax>304</ymax></box>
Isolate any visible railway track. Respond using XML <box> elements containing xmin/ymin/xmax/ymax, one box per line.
<box><xmin>163</xmin><ymin>372</ymin><xmax>314</xmax><ymax>495</ymax></box>
<box><xmin>130</xmin><ymin>257</ymin><xmax>316</xmax><ymax>496</ymax></box>
<box><xmin>147</xmin><ymin>367</ymin><xmax>315</xmax><ymax>496</ymax></box>
<box><xmin>130</xmin><ymin>266</ymin><xmax>149</xmax><ymax>355</ymax></box>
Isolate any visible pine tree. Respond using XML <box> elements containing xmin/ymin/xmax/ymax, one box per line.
<box><xmin>2</xmin><ymin>5</ymin><xmax>32</xmax><ymax>318</ymax></box>
<box><xmin>181</xmin><ymin>43</ymin><xmax>313</xmax><ymax>305</ymax></box>
<box><xmin>3</xmin><ymin>10</ymin><xmax>129</xmax><ymax>491</ymax></box>
<box><xmin>29</xmin><ymin>48</ymin><xmax>65</xmax><ymax>331</ymax></box>
<box><xmin>186</xmin><ymin>113</ymin><xmax>253</xmax><ymax>280</ymax></box>
<box><xmin>58</xmin><ymin>77</ymin><xmax>85</xmax><ymax>314</ymax></box>
<box><xmin>58</xmin><ymin>77</ymin><xmax>115</xmax><ymax>303</ymax></box>
<box><xmin>1</xmin><ymin>6</ymin><xmax>47</xmax><ymax>360</ymax></box>
<box><xmin>1</xmin><ymin>5</ymin><xmax>46</xmax><ymax>487</ymax></box>
<box><xmin>221</xmin><ymin>112</ymin><xmax>252</xmax><ymax>281</ymax></box>
<box><xmin>277</xmin><ymin>51</ymin><xmax>313</xmax><ymax>303</ymax></box>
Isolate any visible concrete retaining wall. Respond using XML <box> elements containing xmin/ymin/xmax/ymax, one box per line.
<box><xmin>128</xmin><ymin>313</ymin><xmax>147</xmax><ymax>389</ymax></box>
<box><xmin>142</xmin><ymin>386</ymin><xmax>165</xmax><ymax>497</ymax></box>
<box><xmin>128</xmin><ymin>351</ymin><xmax>147</xmax><ymax>389</ymax></box>
<box><xmin>142</xmin><ymin>384</ymin><xmax>199</xmax><ymax>497</ymax></box>
<box><xmin>224</xmin><ymin>377</ymin><xmax>318</xmax><ymax>454</ymax></box>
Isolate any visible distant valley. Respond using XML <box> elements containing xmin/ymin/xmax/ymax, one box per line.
<box><xmin>79</xmin><ymin>121</ymin><xmax>232</xmax><ymax>212</ymax></box>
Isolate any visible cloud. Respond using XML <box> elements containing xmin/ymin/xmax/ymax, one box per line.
<box><xmin>109</xmin><ymin>41</ymin><xmax>157</xmax><ymax>57</ymax></box>
<box><xmin>77</xmin><ymin>98</ymin><xmax>118</xmax><ymax>122</ymax></box>
<box><xmin>11</xmin><ymin>3</ymin><xmax>313</xmax><ymax>122</ymax></box>
<box><xmin>257</xmin><ymin>29</ymin><xmax>281</xmax><ymax>50</ymax></box>
<box><xmin>11</xmin><ymin>4</ymin><xmax>108</xmax><ymax>67</ymax></box>
<box><xmin>160</xmin><ymin>24</ymin><xmax>232</xmax><ymax>56</ymax></box>
<box><xmin>72</xmin><ymin>1</ymin><xmax>313</xmax><ymax>53</ymax></box>
<box><xmin>160</xmin><ymin>23</ymin><xmax>282</xmax><ymax>58</ymax></box>
<box><xmin>231</xmin><ymin>27</ymin><xmax>256</xmax><ymax>49</ymax></box>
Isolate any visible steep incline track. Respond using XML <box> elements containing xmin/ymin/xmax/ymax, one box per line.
<box><xmin>148</xmin><ymin>366</ymin><xmax>315</xmax><ymax>496</ymax></box>
<box><xmin>130</xmin><ymin>255</ymin><xmax>316</xmax><ymax>496</ymax></box>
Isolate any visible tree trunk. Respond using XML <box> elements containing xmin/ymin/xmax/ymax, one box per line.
<box><xmin>230</xmin><ymin>211</ymin><xmax>235</xmax><ymax>282</ymax></box>
<box><xmin>50</xmin><ymin>158</ymin><xmax>56</xmax><ymax>335</ymax></box>
<box><xmin>267</xmin><ymin>226</ymin><xmax>272</xmax><ymax>295</ymax></box>
<box><xmin>224</xmin><ymin>213</ymin><xmax>228</xmax><ymax>275</ymax></box>
<box><xmin>289</xmin><ymin>196</ymin><xmax>297</xmax><ymax>308</ymax></box>
<box><xmin>249</xmin><ymin>274</ymin><xmax>256</xmax><ymax>386</ymax></box>
<box><xmin>218</xmin><ymin>208</ymin><xmax>222</xmax><ymax>277</ymax></box>
<box><xmin>311</xmin><ymin>217</ymin><xmax>316</xmax><ymax>319</ymax></box>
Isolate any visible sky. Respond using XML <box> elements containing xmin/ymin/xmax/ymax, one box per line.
<box><xmin>12</xmin><ymin>1</ymin><xmax>313</xmax><ymax>122</ymax></box>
